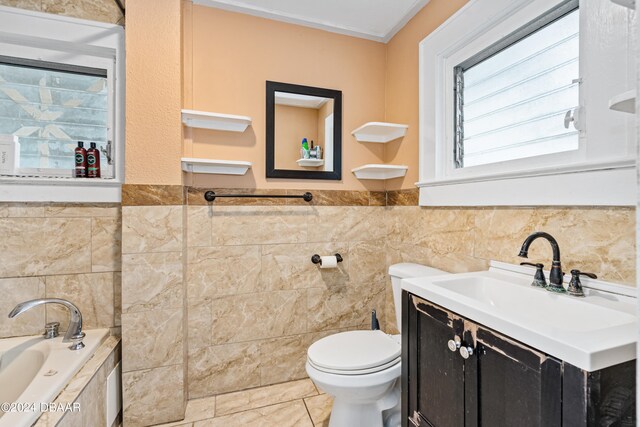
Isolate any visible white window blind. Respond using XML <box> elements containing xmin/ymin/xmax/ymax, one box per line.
<box><xmin>456</xmin><ymin>7</ymin><xmax>579</xmax><ymax>168</ymax></box>
<box><xmin>0</xmin><ymin>58</ymin><xmax>110</xmax><ymax>177</ymax></box>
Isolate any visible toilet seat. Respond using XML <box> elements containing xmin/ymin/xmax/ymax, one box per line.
<box><xmin>307</xmin><ymin>330</ymin><xmax>401</xmax><ymax>376</ymax></box>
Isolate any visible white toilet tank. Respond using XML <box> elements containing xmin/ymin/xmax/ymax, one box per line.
<box><xmin>388</xmin><ymin>263</ymin><xmax>449</xmax><ymax>333</ymax></box>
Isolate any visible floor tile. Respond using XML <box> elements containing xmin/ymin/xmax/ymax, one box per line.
<box><xmin>194</xmin><ymin>400</ymin><xmax>313</xmax><ymax>427</ymax></box>
<box><xmin>215</xmin><ymin>379</ymin><xmax>318</xmax><ymax>416</ymax></box>
<box><xmin>304</xmin><ymin>393</ymin><xmax>333</xmax><ymax>426</ymax></box>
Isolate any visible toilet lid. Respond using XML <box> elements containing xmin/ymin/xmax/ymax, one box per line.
<box><xmin>307</xmin><ymin>330</ymin><xmax>401</xmax><ymax>372</ymax></box>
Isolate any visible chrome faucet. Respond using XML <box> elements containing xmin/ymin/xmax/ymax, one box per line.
<box><xmin>8</xmin><ymin>298</ymin><xmax>86</xmax><ymax>350</ymax></box>
<box><xmin>518</xmin><ymin>232</ymin><xmax>565</xmax><ymax>293</ymax></box>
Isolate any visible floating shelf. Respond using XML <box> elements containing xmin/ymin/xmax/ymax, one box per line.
<box><xmin>296</xmin><ymin>158</ymin><xmax>325</xmax><ymax>167</ymax></box>
<box><xmin>609</xmin><ymin>90</ymin><xmax>636</xmax><ymax>114</ymax></box>
<box><xmin>181</xmin><ymin>158</ymin><xmax>252</xmax><ymax>175</ymax></box>
<box><xmin>352</xmin><ymin>122</ymin><xmax>409</xmax><ymax>143</ymax></box>
<box><xmin>352</xmin><ymin>164</ymin><xmax>408</xmax><ymax>180</ymax></box>
<box><xmin>610</xmin><ymin>0</ymin><xmax>635</xmax><ymax>9</ymax></box>
<box><xmin>181</xmin><ymin>109</ymin><xmax>252</xmax><ymax>132</ymax></box>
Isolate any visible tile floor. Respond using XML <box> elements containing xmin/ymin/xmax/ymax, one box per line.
<box><xmin>156</xmin><ymin>379</ymin><xmax>333</xmax><ymax>427</ymax></box>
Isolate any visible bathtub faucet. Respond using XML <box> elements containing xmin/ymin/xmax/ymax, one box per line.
<box><xmin>8</xmin><ymin>298</ymin><xmax>85</xmax><ymax>350</ymax></box>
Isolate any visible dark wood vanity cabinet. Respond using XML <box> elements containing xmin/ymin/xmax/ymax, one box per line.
<box><xmin>401</xmin><ymin>292</ymin><xmax>636</xmax><ymax>427</ymax></box>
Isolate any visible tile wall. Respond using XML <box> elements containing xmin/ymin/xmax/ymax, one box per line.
<box><xmin>0</xmin><ymin>203</ymin><xmax>121</xmax><ymax>338</ymax></box>
<box><xmin>185</xmin><ymin>204</ymin><xmax>388</xmax><ymax>398</ymax></box>
<box><xmin>121</xmin><ymin>201</ymin><xmax>187</xmax><ymax>426</ymax></box>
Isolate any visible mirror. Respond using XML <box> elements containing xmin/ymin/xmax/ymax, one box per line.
<box><xmin>266</xmin><ymin>81</ymin><xmax>342</xmax><ymax>180</ymax></box>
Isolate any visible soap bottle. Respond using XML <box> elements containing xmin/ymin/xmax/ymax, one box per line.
<box><xmin>87</xmin><ymin>142</ymin><xmax>101</xmax><ymax>178</ymax></box>
<box><xmin>74</xmin><ymin>141</ymin><xmax>87</xmax><ymax>178</ymax></box>
<box><xmin>301</xmin><ymin>138</ymin><xmax>310</xmax><ymax>159</ymax></box>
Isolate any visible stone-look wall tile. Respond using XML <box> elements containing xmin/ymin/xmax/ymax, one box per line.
<box><xmin>92</xmin><ymin>216</ymin><xmax>122</xmax><ymax>273</ymax></box>
<box><xmin>187</xmin><ymin>206</ymin><xmax>212</xmax><ymax>247</ymax></box>
<box><xmin>0</xmin><ymin>0</ymin><xmax>41</xmax><ymax>11</ymax></box>
<box><xmin>210</xmin><ymin>291</ymin><xmax>306</xmax><ymax>345</ymax></box>
<box><xmin>210</xmin><ymin>206</ymin><xmax>309</xmax><ymax>245</ymax></box>
<box><xmin>260</xmin><ymin>243</ymin><xmax>349</xmax><ymax>291</ymax></box>
<box><xmin>122</xmin><ymin>252</ymin><xmax>183</xmax><ymax>313</ymax></box>
<box><xmin>187</xmin><ymin>246</ymin><xmax>261</xmax><ymax>301</ymax></box>
<box><xmin>113</xmin><ymin>272</ymin><xmax>122</xmax><ymax>327</ymax></box>
<box><xmin>122</xmin><ymin>206</ymin><xmax>183</xmax><ymax>254</ymax></box>
<box><xmin>259</xmin><ymin>334</ymin><xmax>311</xmax><ymax>386</ymax></box>
<box><xmin>473</xmin><ymin>208</ymin><xmax>538</xmax><ymax>262</ymax></box>
<box><xmin>46</xmin><ymin>272</ymin><xmax>114</xmax><ymax>330</ymax></box>
<box><xmin>122</xmin><ymin>185</ymin><xmax>183</xmax><ymax>206</ymax></box>
<box><xmin>386</xmin><ymin>188</ymin><xmax>420</xmax><ymax>206</ymax></box>
<box><xmin>46</xmin><ymin>273</ymin><xmax>115</xmax><ymax>331</ymax></box>
<box><xmin>528</xmin><ymin>208</ymin><xmax>635</xmax><ymax>284</ymax></box>
<box><xmin>41</xmin><ymin>0</ymin><xmax>123</xmax><ymax>24</ymax></box>
<box><xmin>348</xmin><ymin>240</ymin><xmax>387</xmax><ymax>285</ymax></box>
<box><xmin>0</xmin><ymin>277</ymin><xmax>45</xmax><ymax>338</ymax></box>
<box><xmin>122</xmin><ymin>308</ymin><xmax>183</xmax><ymax>371</ymax></box>
<box><xmin>307</xmin><ymin>285</ymin><xmax>385</xmax><ymax>332</ymax></box>
<box><xmin>0</xmin><ymin>203</ymin><xmax>45</xmax><ymax>217</ymax></box>
<box><xmin>307</xmin><ymin>207</ymin><xmax>387</xmax><ymax>243</ymax></box>
<box><xmin>45</xmin><ymin>205</ymin><xmax>120</xmax><ymax>218</ymax></box>
<box><xmin>188</xmin><ymin>342</ymin><xmax>260</xmax><ymax>398</ymax></box>
<box><xmin>369</xmin><ymin>191</ymin><xmax>387</xmax><ymax>207</ymax></box>
<box><xmin>0</xmin><ymin>217</ymin><xmax>92</xmax><ymax>277</ymax></box>
<box><xmin>387</xmin><ymin>241</ymin><xmax>490</xmax><ymax>274</ymax></box>
<box><xmin>188</xmin><ymin>301</ymin><xmax>212</xmax><ymax>350</ymax></box>
<box><xmin>123</xmin><ymin>364</ymin><xmax>185</xmax><ymax>427</ymax></box>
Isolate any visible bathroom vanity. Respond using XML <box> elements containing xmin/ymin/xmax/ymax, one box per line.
<box><xmin>400</xmin><ymin>263</ymin><xmax>637</xmax><ymax>427</ymax></box>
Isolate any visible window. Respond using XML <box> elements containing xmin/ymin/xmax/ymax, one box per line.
<box><xmin>419</xmin><ymin>0</ymin><xmax>635</xmax><ymax>206</ymax></box>
<box><xmin>454</xmin><ymin>4</ymin><xmax>579</xmax><ymax>168</ymax></box>
<box><xmin>0</xmin><ymin>57</ymin><xmax>110</xmax><ymax>177</ymax></box>
<box><xmin>0</xmin><ymin>6</ymin><xmax>124</xmax><ymax>202</ymax></box>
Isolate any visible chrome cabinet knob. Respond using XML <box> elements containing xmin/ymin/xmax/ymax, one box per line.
<box><xmin>447</xmin><ymin>336</ymin><xmax>461</xmax><ymax>352</ymax></box>
<box><xmin>460</xmin><ymin>346</ymin><xmax>474</xmax><ymax>359</ymax></box>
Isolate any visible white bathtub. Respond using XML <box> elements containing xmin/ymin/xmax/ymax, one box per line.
<box><xmin>0</xmin><ymin>329</ymin><xmax>108</xmax><ymax>427</ymax></box>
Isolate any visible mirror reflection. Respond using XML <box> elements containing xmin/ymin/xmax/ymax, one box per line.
<box><xmin>266</xmin><ymin>81</ymin><xmax>342</xmax><ymax>180</ymax></box>
<box><xmin>274</xmin><ymin>92</ymin><xmax>334</xmax><ymax>172</ymax></box>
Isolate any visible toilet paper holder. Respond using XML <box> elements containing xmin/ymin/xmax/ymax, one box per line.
<box><xmin>311</xmin><ymin>253</ymin><xmax>343</xmax><ymax>265</ymax></box>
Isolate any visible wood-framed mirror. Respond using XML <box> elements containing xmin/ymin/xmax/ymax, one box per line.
<box><xmin>266</xmin><ymin>81</ymin><xmax>342</xmax><ymax>180</ymax></box>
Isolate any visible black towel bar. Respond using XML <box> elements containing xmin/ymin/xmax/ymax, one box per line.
<box><xmin>204</xmin><ymin>191</ymin><xmax>312</xmax><ymax>203</ymax></box>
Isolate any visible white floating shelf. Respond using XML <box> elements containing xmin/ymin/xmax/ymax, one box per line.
<box><xmin>352</xmin><ymin>122</ymin><xmax>409</xmax><ymax>143</ymax></box>
<box><xmin>609</xmin><ymin>90</ymin><xmax>636</xmax><ymax>114</ymax></box>
<box><xmin>296</xmin><ymin>158</ymin><xmax>325</xmax><ymax>167</ymax></box>
<box><xmin>181</xmin><ymin>109</ymin><xmax>252</xmax><ymax>132</ymax></box>
<box><xmin>181</xmin><ymin>158</ymin><xmax>252</xmax><ymax>175</ymax></box>
<box><xmin>610</xmin><ymin>0</ymin><xmax>635</xmax><ymax>9</ymax></box>
<box><xmin>352</xmin><ymin>164</ymin><xmax>408</xmax><ymax>180</ymax></box>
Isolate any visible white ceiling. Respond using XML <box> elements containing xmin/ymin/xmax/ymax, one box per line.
<box><xmin>193</xmin><ymin>0</ymin><xmax>431</xmax><ymax>43</ymax></box>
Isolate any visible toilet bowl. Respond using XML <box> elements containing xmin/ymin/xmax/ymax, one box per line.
<box><xmin>306</xmin><ymin>263</ymin><xmax>449</xmax><ymax>427</ymax></box>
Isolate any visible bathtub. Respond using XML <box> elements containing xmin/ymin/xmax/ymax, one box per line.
<box><xmin>0</xmin><ymin>328</ymin><xmax>108</xmax><ymax>427</ymax></box>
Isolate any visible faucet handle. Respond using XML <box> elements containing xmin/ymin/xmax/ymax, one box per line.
<box><xmin>68</xmin><ymin>332</ymin><xmax>86</xmax><ymax>351</ymax></box>
<box><xmin>567</xmin><ymin>269</ymin><xmax>597</xmax><ymax>297</ymax></box>
<box><xmin>520</xmin><ymin>262</ymin><xmax>547</xmax><ymax>288</ymax></box>
<box><xmin>43</xmin><ymin>322</ymin><xmax>60</xmax><ymax>339</ymax></box>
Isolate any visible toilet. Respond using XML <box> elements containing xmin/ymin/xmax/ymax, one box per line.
<box><xmin>306</xmin><ymin>263</ymin><xmax>449</xmax><ymax>427</ymax></box>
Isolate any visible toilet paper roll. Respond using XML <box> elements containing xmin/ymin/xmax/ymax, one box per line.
<box><xmin>319</xmin><ymin>256</ymin><xmax>338</xmax><ymax>269</ymax></box>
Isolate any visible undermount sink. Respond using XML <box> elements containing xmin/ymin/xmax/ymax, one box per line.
<box><xmin>402</xmin><ymin>261</ymin><xmax>637</xmax><ymax>372</ymax></box>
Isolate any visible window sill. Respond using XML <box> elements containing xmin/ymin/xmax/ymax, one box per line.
<box><xmin>0</xmin><ymin>178</ymin><xmax>122</xmax><ymax>203</ymax></box>
<box><xmin>416</xmin><ymin>158</ymin><xmax>635</xmax><ymax>206</ymax></box>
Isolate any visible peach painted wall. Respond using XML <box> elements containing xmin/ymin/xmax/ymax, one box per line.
<box><xmin>384</xmin><ymin>0</ymin><xmax>468</xmax><ymax>190</ymax></box>
<box><xmin>274</xmin><ymin>105</ymin><xmax>318</xmax><ymax>171</ymax></box>
<box><xmin>184</xmin><ymin>6</ymin><xmax>387</xmax><ymax>190</ymax></box>
<box><xmin>125</xmin><ymin>0</ymin><xmax>183</xmax><ymax>185</ymax></box>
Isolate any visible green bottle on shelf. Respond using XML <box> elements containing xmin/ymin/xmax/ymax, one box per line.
<box><xmin>301</xmin><ymin>138</ymin><xmax>310</xmax><ymax>159</ymax></box>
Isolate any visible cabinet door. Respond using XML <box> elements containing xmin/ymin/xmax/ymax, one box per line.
<box><xmin>404</xmin><ymin>294</ymin><xmax>470</xmax><ymax>427</ymax></box>
<box><xmin>473</xmin><ymin>326</ymin><xmax>562</xmax><ymax>427</ymax></box>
